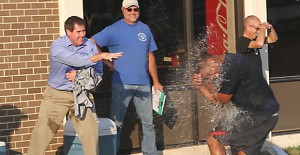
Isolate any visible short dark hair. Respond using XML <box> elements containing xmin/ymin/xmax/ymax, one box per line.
<box><xmin>64</xmin><ymin>16</ymin><xmax>86</xmax><ymax>34</ymax></box>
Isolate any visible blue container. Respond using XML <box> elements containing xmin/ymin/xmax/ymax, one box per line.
<box><xmin>64</xmin><ymin>118</ymin><xmax>117</xmax><ymax>155</ymax></box>
<box><xmin>0</xmin><ymin>141</ymin><xmax>6</xmax><ymax>155</ymax></box>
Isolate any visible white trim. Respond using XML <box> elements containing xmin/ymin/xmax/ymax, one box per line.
<box><xmin>58</xmin><ymin>0</ymin><xmax>84</xmax><ymax>35</ymax></box>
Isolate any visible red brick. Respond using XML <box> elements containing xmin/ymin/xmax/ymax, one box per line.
<box><xmin>6</xmin><ymin>82</ymin><xmax>20</xmax><ymax>89</ymax></box>
<box><xmin>26</xmin><ymin>22</ymin><xmax>39</xmax><ymax>29</ymax></box>
<box><xmin>4</xmin><ymin>42</ymin><xmax>18</xmax><ymax>49</ymax></box>
<box><xmin>13</xmin><ymin>75</ymin><xmax>26</xmax><ymax>82</ymax></box>
<box><xmin>40</xmin><ymin>47</ymin><xmax>50</xmax><ymax>54</ymax></box>
<box><xmin>34</xmin><ymin>55</ymin><xmax>47</xmax><ymax>61</ymax></box>
<box><xmin>0</xmin><ymin>76</ymin><xmax>12</xmax><ymax>83</ymax></box>
<box><xmin>35</xmin><ymin>93</ymin><xmax>43</xmax><ymax>100</ymax></box>
<box><xmin>17</xmin><ymin>3</ymin><xmax>31</xmax><ymax>9</ymax></box>
<box><xmin>28</xmin><ymin>101</ymin><xmax>41</xmax><ymax>107</ymax></box>
<box><xmin>5</xmin><ymin>56</ymin><xmax>19</xmax><ymax>62</ymax></box>
<box><xmin>47</xmin><ymin>28</ymin><xmax>59</xmax><ymax>34</ymax></box>
<box><xmin>40</xmin><ymin>34</ymin><xmax>54</xmax><ymax>41</ymax></box>
<box><xmin>34</xmin><ymin>67</ymin><xmax>48</xmax><ymax>74</ymax></box>
<box><xmin>41</xmin><ymin>60</ymin><xmax>50</xmax><ymax>66</ymax></box>
<box><xmin>0</xmin><ymin>11</ymin><xmax>10</xmax><ymax>16</ymax></box>
<box><xmin>32</xmin><ymin>16</ymin><xmax>46</xmax><ymax>22</ymax></box>
<box><xmin>39</xmin><ymin>9</ymin><xmax>52</xmax><ymax>15</ymax></box>
<box><xmin>12</xmin><ymin>49</ymin><xmax>26</xmax><ymax>56</ymax></box>
<box><xmin>21</xmin><ymin>108</ymin><xmax>36</xmax><ymax>115</ymax></box>
<box><xmin>3</xmin><ymin>17</ymin><xmax>18</xmax><ymax>23</ymax></box>
<box><xmin>18</xmin><ymin>29</ymin><xmax>32</xmax><ymax>35</ymax></box>
<box><xmin>0</xmin><ymin>50</ymin><xmax>11</xmax><ymax>56</ymax></box>
<box><xmin>6</xmin><ymin>96</ymin><xmax>21</xmax><ymax>102</ymax></box>
<box><xmin>14</xmin><ymin>128</ymin><xmax>29</xmax><ymax>135</ymax></box>
<box><xmin>11</xmin><ymin>36</ymin><xmax>26</xmax><ymax>42</ymax></box>
<box><xmin>27</xmin><ymin>74</ymin><xmax>41</xmax><ymax>81</ymax></box>
<box><xmin>22</xmin><ymin>134</ymin><xmax>32</xmax><ymax>140</ymax></box>
<box><xmin>28</xmin><ymin>113</ymin><xmax>38</xmax><ymax>120</ymax></box>
<box><xmin>12</xmin><ymin>62</ymin><xmax>26</xmax><ymax>69</ymax></box>
<box><xmin>0</xmin><ymin>84</ymin><xmax>4</xmax><ymax>89</ymax></box>
<box><xmin>10</xmin><ymin>10</ymin><xmax>25</xmax><ymax>16</ymax></box>
<box><xmin>28</xmin><ymin>88</ymin><xmax>41</xmax><ymax>94</ymax></box>
<box><xmin>7</xmin><ymin>142</ymin><xmax>16</xmax><ymax>149</ymax></box>
<box><xmin>3</xmin><ymin>4</ymin><xmax>17</xmax><ymax>9</ymax></box>
<box><xmin>25</xmin><ymin>10</ymin><xmax>38</xmax><ymax>16</ymax></box>
<box><xmin>32</xmin><ymin>29</ymin><xmax>46</xmax><ymax>34</ymax></box>
<box><xmin>35</xmin><ymin>80</ymin><xmax>47</xmax><ymax>87</ymax></box>
<box><xmin>46</xmin><ymin>3</ymin><xmax>58</xmax><ymax>9</ymax></box>
<box><xmin>26</xmin><ymin>48</ymin><xmax>40</xmax><ymax>54</ymax></box>
<box><xmin>13</xmin><ymin>89</ymin><xmax>27</xmax><ymax>95</ymax></box>
<box><xmin>15</xmin><ymin>115</ymin><xmax>28</xmax><ymax>122</ymax></box>
<box><xmin>20</xmin><ymin>55</ymin><xmax>34</xmax><ymax>61</ymax></box>
<box><xmin>0</xmin><ymin>90</ymin><xmax>13</xmax><ymax>96</ymax></box>
<box><xmin>12</xmin><ymin>23</ymin><xmax>25</xmax><ymax>29</ymax></box>
<box><xmin>21</xmin><ymin>94</ymin><xmax>34</xmax><ymax>101</ymax></box>
<box><xmin>19</xmin><ymin>42</ymin><xmax>33</xmax><ymax>48</ymax></box>
<box><xmin>5</xmin><ymin>70</ymin><xmax>19</xmax><ymax>76</ymax></box>
<box><xmin>26</xmin><ymin>35</ymin><xmax>40</xmax><ymax>41</ymax></box>
<box><xmin>9</xmin><ymin>135</ymin><xmax>22</xmax><ymax>141</ymax></box>
<box><xmin>20</xmin><ymin>68</ymin><xmax>33</xmax><ymax>75</ymax></box>
<box><xmin>33</xmin><ymin>41</ymin><xmax>47</xmax><ymax>47</ymax></box>
<box><xmin>0</xmin><ymin>36</ymin><xmax>11</xmax><ymax>42</ymax></box>
<box><xmin>13</xmin><ymin>102</ymin><xmax>28</xmax><ymax>109</ymax></box>
<box><xmin>46</xmin><ymin>16</ymin><xmax>59</xmax><ymax>22</ymax></box>
<box><xmin>41</xmin><ymin>74</ymin><xmax>49</xmax><ymax>80</ymax></box>
<box><xmin>32</xmin><ymin>3</ymin><xmax>46</xmax><ymax>9</ymax></box>
<box><xmin>18</xmin><ymin>16</ymin><xmax>32</xmax><ymax>22</ymax></box>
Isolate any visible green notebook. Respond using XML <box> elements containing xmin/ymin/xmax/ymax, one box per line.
<box><xmin>152</xmin><ymin>87</ymin><xmax>166</xmax><ymax>115</ymax></box>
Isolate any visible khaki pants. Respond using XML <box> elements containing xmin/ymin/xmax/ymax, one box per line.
<box><xmin>28</xmin><ymin>86</ymin><xmax>99</xmax><ymax>155</ymax></box>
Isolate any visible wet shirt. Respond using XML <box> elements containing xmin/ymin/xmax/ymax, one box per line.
<box><xmin>236</xmin><ymin>36</ymin><xmax>262</xmax><ymax>72</ymax></box>
<box><xmin>92</xmin><ymin>19</ymin><xmax>157</xmax><ymax>85</ymax></box>
<box><xmin>48</xmin><ymin>35</ymin><xmax>103</xmax><ymax>91</ymax></box>
<box><xmin>218</xmin><ymin>53</ymin><xmax>279</xmax><ymax>119</ymax></box>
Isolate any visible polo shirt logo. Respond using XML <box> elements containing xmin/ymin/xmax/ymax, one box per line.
<box><xmin>138</xmin><ymin>33</ymin><xmax>147</xmax><ymax>41</ymax></box>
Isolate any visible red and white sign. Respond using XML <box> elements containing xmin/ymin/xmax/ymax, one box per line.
<box><xmin>206</xmin><ymin>0</ymin><xmax>228</xmax><ymax>55</ymax></box>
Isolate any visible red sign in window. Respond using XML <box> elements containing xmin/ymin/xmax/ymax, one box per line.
<box><xmin>206</xmin><ymin>0</ymin><xmax>228</xmax><ymax>55</ymax></box>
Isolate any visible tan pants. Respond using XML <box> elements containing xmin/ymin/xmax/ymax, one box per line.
<box><xmin>28</xmin><ymin>86</ymin><xmax>99</xmax><ymax>155</ymax></box>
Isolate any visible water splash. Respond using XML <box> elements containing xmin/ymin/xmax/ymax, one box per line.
<box><xmin>193</xmin><ymin>25</ymin><xmax>253</xmax><ymax>134</ymax></box>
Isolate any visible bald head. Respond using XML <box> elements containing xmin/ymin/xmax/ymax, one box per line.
<box><xmin>244</xmin><ymin>15</ymin><xmax>261</xmax><ymax>28</ymax></box>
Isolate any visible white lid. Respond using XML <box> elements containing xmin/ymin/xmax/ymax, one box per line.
<box><xmin>0</xmin><ymin>141</ymin><xmax>5</xmax><ymax>146</ymax></box>
<box><xmin>64</xmin><ymin>118</ymin><xmax>117</xmax><ymax>136</ymax></box>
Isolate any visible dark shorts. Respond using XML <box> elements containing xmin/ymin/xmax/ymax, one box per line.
<box><xmin>211</xmin><ymin>115</ymin><xmax>278</xmax><ymax>155</ymax></box>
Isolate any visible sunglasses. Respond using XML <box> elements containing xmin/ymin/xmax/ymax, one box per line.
<box><xmin>126</xmin><ymin>8</ymin><xmax>139</xmax><ymax>12</ymax></box>
<box><xmin>250</xmin><ymin>25</ymin><xmax>260</xmax><ymax>31</ymax></box>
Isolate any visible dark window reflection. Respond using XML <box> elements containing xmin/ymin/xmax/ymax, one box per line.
<box><xmin>83</xmin><ymin>0</ymin><xmax>187</xmax><ymax>87</ymax></box>
<box><xmin>267</xmin><ymin>0</ymin><xmax>300</xmax><ymax>79</ymax></box>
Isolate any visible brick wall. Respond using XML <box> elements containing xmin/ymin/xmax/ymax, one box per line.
<box><xmin>0</xmin><ymin>0</ymin><xmax>63</xmax><ymax>154</ymax></box>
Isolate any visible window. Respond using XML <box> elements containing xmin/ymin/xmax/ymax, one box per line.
<box><xmin>267</xmin><ymin>0</ymin><xmax>300</xmax><ymax>81</ymax></box>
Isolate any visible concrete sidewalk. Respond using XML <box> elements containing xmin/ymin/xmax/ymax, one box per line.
<box><xmin>130</xmin><ymin>132</ymin><xmax>300</xmax><ymax>155</ymax></box>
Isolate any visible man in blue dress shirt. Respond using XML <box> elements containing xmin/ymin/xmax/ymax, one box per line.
<box><xmin>27</xmin><ymin>16</ymin><xmax>122</xmax><ymax>155</ymax></box>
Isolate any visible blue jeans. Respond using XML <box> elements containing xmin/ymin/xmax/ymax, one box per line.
<box><xmin>111</xmin><ymin>83</ymin><xmax>157</xmax><ymax>155</ymax></box>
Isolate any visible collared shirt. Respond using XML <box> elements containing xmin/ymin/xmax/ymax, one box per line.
<box><xmin>48</xmin><ymin>35</ymin><xmax>103</xmax><ymax>91</ymax></box>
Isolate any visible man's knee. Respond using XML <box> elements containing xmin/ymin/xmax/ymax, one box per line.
<box><xmin>207</xmin><ymin>135</ymin><xmax>218</xmax><ymax>146</ymax></box>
